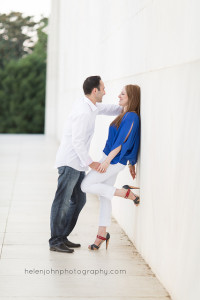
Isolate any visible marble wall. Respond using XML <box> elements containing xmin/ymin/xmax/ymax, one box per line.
<box><xmin>45</xmin><ymin>1</ymin><xmax>200</xmax><ymax>299</ymax></box>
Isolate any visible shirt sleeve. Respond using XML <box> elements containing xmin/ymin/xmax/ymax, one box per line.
<box><xmin>96</xmin><ymin>103</ymin><xmax>123</xmax><ymax>116</ymax></box>
<box><xmin>71</xmin><ymin>113</ymin><xmax>93</xmax><ymax>167</ymax></box>
<box><xmin>110</xmin><ymin>113</ymin><xmax>139</xmax><ymax>160</ymax></box>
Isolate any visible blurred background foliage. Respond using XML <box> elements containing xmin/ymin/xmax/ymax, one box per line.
<box><xmin>0</xmin><ymin>12</ymin><xmax>47</xmax><ymax>133</ymax></box>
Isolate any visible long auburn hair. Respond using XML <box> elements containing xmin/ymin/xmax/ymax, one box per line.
<box><xmin>111</xmin><ymin>84</ymin><xmax>140</xmax><ymax>128</ymax></box>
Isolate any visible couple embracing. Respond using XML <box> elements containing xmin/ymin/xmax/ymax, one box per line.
<box><xmin>49</xmin><ymin>76</ymin><xmax>140</xmax><ymax>253</ymax></box>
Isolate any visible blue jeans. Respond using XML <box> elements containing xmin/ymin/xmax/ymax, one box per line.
<box><xmin>49</xmin><ymin>166</ymin><xmax>86</xmax><ymax>247</ymax></box>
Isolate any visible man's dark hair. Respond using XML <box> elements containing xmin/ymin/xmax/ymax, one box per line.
<box><xmin>83</xmin><ymin>76</ymin><xmax>101</xmax><ymax>95</ymax></box>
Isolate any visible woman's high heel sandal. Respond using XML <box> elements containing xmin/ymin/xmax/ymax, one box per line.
<box><xmin>88</xmin><ymin>232</ymin><xmax>110</xmax><ymax>250</ymax></box>
<box><xmin>123</xmin><ymin>185</ymin><xmax>140</xmax><ymax>206</ymax></box>
<box><xmin>123</xmin><ymin>184</ymin><xmax>140</xmax><ymax>190</ymax></box>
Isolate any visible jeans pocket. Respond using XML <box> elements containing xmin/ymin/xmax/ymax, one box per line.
<box><xmin>58</xmin><ymin>166</ymin><xmax>65</xmax><ymax>175</ymax></box>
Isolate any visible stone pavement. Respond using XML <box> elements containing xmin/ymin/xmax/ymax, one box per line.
<box><xmin>0</xmin><ymin>134</ymin><xmax>171</xmax><ymax>299</ymax></box>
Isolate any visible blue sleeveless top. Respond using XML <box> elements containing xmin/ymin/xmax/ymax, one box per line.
<box><xmin>103</xmin><ymin>112</ymin><xmax>140</xmax><ymax>165</ymax></box>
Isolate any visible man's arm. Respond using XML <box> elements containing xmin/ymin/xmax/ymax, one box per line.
<box><xmin>96</xmin><ymin>103</ymin><xmax>123</xmax><ymax>116</ymax></box>
<box><xmin>89</xmin><ymin>161</ymin><xmax>100</xmax><ymax>170</ymax></box>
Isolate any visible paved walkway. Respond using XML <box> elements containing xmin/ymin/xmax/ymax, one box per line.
<box><xmin>0</xmin><ymin>134</ymin><xmax>171</xmax><ymax>299</ymax></box>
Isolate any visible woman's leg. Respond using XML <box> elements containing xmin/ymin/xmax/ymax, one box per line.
<box><xmin>91</xmin><ymin>172</ymin><xmax>118</xmax><ymax>248</ymax></box>
<box><xmin>81</xmin><ymin>159</ymin><xmax>125</xmax><ymax>249</ymax></box>
<box><xmin>81</xmin><ymin>165</ymin><xmax>138</xmax><ymax>204</ymax></box>
<box><xmin>81</xmin><ymin>162</ymin><xmax>125</xmax><ymax>199</ymax></box>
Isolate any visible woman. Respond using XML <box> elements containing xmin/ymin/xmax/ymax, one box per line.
<box><xmin>81</xmin><ymin>84</ymin><xmax>140</xmax><ymax>250</ymax></box>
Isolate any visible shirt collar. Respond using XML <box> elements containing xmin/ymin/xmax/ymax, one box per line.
<box><xmin>83</xmin><ymin>95</ymin><xmax>97</xmax><ymax>112</ymax></box>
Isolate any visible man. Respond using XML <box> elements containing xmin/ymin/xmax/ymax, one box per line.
<box><xmin>49</xmin><ymin>76</ymin><xmax>122</xmax><ymax>253</ymax></box>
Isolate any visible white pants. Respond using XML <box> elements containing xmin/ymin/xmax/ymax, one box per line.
<box><xmin>81</xmin><ymin>154</ymin><xmax>125</xmax><ymax>226</ymax></box>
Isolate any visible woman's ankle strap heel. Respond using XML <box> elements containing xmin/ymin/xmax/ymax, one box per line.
<box><xmin>97</xmin><ymin>235</ymin><xmax>107</xmax><ymax>240</ymax></box>
<box><xmin>123</xmin><ymin>185</ymin><xmax>140</xmax><ymax>206</ymax></box>
<box><xmin>124</xmin><ymin>189</ymin><xmax>130</xmax><ymax>199</ymax></box>
<box><xmin>89</xmin><ymin>232</ymin><xmax>110</xmax><ymax>251</ymax></box>
<box><xmin>123</xmin><ymin>184</ymin><xmax>140</xmax><ymax>189</ymax></box>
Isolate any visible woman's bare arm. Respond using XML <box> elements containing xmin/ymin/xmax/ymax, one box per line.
<box><xmin>104</xmin><ymin>145</ymin><xmax>121</xmax><ymax>164</ymax></box>
<box><xmin>97</xmin><ymin>145</ymin><xmax>121</xmax><ymax>173</ymax></box>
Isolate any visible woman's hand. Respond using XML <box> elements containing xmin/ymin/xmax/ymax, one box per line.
<box><xmin>97</xmin><ymin>160</ymin><xmax>110</xmax><ymax>173</ymax></box>
<box><xmin>129</xmin><ymin>164</ymin><xmax>136</xmax><ymax>180</ymax></box>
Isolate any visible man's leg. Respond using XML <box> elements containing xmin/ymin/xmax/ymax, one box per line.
<box><xmin>49</xmin><ymin>166</ymin><xmax>81</xmax><ymax>247</ymax></box>
<box><xmin>64</xmin><ymin>171</ymin><xmax>86</xmax><ymax>238</ymax></box>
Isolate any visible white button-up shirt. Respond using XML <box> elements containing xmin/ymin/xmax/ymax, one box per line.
<box><xmin>55</xmin><ymin>96</ymin><xmax>122</xmax><ymax>171</ymax></box>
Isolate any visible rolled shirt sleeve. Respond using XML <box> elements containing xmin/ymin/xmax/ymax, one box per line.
<box><xmin>71</xmin><ymin>113</ymin><xmax>93</xmax><ymax>167</ymax></box>
<box><xmin>97</xmin><ymin>103</ymin><xmax>123</xmax><ymax>116</ymax></box>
